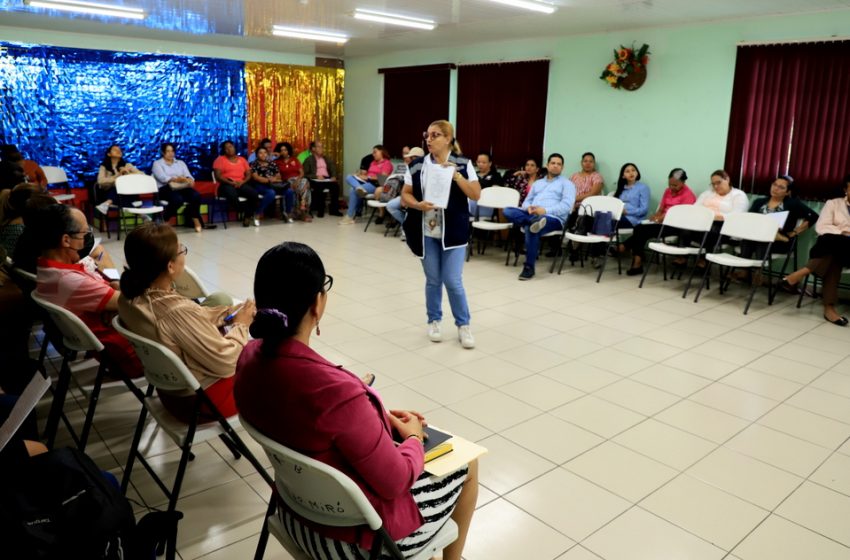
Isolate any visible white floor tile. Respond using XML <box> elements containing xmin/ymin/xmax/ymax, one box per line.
<box><xmin>775</xmin><ymin>481</ymin><xmax>850</xmax><ymax>546</ymax></box>
<box><xmin>725</xmin><ymin>424</ymin><xmax>832</xmax><ymax>477</ymax></box>
<box><xmin>551</xmin><ymin>395</ymin><xmax>646</xmax><ymax>438</ymax></box>
<box><xmin>733</xmin><ymin>514</ymin><xmax>850</xmax><ymax>560</ymax></box>
<box><xmin>451</xmin><ymin>390</ymin><xmax>541</xmax><ymax>432</ymax></box>
<box><xmin>614</xmin><ymin>419</ymin><xmax>717</xmax><ymax>470</ymax></box>
<box><xmin>655</xmin><ymin>399</ymin><xmax>750</xmax><ymax>444</ymax></box>
<box><xmin>756</xmin><ymin>404</ymin><xmax>850</xmax><ymax>450</ymax></box>
<box><xmin>476</xmin><ymin>434</ymin><xmax>556</xmax><ymax>494</ymax></box>
<box><xmin>501</xmin><ymin>414</ymin><xmax>604</xmax><ymax>464</ymax></box>
<box><xmin>594</xmin><ymin>378</ymin><xmax>680</xmax><ymax>416</ymax></box>
<box><xmin>498</xmin><ymin>374</ymin><xmax>584</xmax><ymax>410</ymax></box>
<box><xmin>810</xmin><ymin>453</ymin><xmax>850</xmax><ymax>496</ymax></box>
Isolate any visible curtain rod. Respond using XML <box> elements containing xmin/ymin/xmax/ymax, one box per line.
<box><xmin>458</xmin><ymin>57</ymin><xmax>550</xmax><ymax>66</ymax></box>
<box><xmin>738</xmin><ymin>36</ymin><xmax>850</xmax><ymax>46</ymax></box>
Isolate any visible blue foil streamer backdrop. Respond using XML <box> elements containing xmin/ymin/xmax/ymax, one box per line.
<box><xmin>0</xmin><ymin>42</ymin><xmax>247</xmax><ymax>186</ymax></box>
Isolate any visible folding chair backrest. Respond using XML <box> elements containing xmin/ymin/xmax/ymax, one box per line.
<box><xmin>41</xmin><ymin>166</ymin><xmax>69</xmax><ymax>185</ymax></box>
<box><xmin>241</xmin><ymin>417</ymin><xmax>383</xmax><ymax>531</ymax></box>
<box><xmin>111</xmin><ymin>316</ymin><xmax>200</xmax><ymax>392</ymax></box>
<box><xmin>662</xmin><ymin>205</ymin><xmax>716</xmax><ymax>232</ymax></box>
<box><xmin>116</xmin><ymin>174</ymin><xmax>157</xmax><ymax>196</ymax></box>
<box><xmin>30</xmin><ymin>291</ymin><xmax>104</xmax><ymax>353</ymax></box>
<box><xmin>719</xmin><ymin>213</ymin><xmax>779</xmax><ymax>243</ymax></box>
<box><xmin>11</xmin><ymin>266</ymin><xmax>37</xmax><ymax>284</ymax></box>
<box><xmin>581</xmin><ymin>195</ymin><xmax>624</xmax><ymax>220</ymax></box>
<box><xmin>476</xmin><ymin>186</ymin><xmax>519</xmax><ymax>210</ymax></box>
<box><xmin>173</xmin><ymin>266</ymin><xmax>209</xmax><ymax>299</ymax></box>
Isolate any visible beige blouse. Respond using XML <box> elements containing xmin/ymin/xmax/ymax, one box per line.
<box><xmin>815</xmin><ymin>197</ymin><xmax>850</xmax><ymax>236</ymax></box>
<box><xmin>97</xmin><ymin>163</ymin><xmax>140</xmax><ymax>188</ymax></box>
<box><xmin>118</xmin><ymin>288</ymin><xmax>249</xmax><ymax>394</ymax></box>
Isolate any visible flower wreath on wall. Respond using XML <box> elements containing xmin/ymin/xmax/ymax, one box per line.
<box><xmin>600</xmin><ymin>43</ymin><xmax>650</xmax><ymax>90</ymax></box>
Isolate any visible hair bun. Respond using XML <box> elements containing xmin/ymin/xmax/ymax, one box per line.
<box><xmin>249</xmin><ymin>308</ymin><xmax>289</xmax><ymax>340</ymax></box>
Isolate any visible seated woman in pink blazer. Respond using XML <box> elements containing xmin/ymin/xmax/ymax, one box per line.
<box><xmin>234</xmin><ymin>242</ymin><xmax>477</xmax><ymax>560</ymax></box>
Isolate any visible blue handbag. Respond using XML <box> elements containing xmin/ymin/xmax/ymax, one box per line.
<box><xmin>591</xmin><ymin>211</ymin><xmax>614</xmax><ymax>236</ymax></box>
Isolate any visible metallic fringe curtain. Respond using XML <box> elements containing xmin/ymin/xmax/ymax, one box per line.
<box><xmin>245</xmin><ymin>63</ymin><xmax>344</xmax><ymax>169</ymax></box>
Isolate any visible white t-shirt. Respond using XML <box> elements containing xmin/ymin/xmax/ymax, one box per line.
<box><xmin>405</xmin><ymin>156</ymin><xmax>476</xmax><ymax>239</ymax></box>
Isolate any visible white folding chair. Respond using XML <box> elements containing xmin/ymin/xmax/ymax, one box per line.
<box><xmin>111</xmin><ymin>316</ymin><xmax>271</xmax><ymax>543</ymax></box>
<box><xmin>558</xmin><ymin>195</ymin><xmax>625</xmax><ymax>282</ymax></box>
<box><xmin>242</xmin><ymin>418</ymin><xmax>458</xmax><ymax>560</ymax></box>
<box><xmin>467</xmin><ymin>186</ymin><xmax>519</xmax><ymax>262</ymax></box>
<box><xmin>693</xmin><ymin>213</ymin><xmax>780</xmax><ymax>314</ymax></box>
<box><xmin>638</xmin><ymin>205</ymin><xmax>716</xmax><ymax>297</ymax></box>
<box><xmin>172</xmin><ymin>266</ymin><xmax>210</xmax><ymax>301</ymax></box>
<box><xmin>115</xmin><ymin>174</ymin><xmax>164</xmax><ymax>238</ymax></box>
<box><xmin>30</xmin><ymin>291</ymin><xmax>140</xmax><ymax>451</ymax></box>
<box><xmin>364</xmin><ymin>199</ymin><xmax>388</xmax><ymax>232</ymax></box>
<box><xmin>42</xmin><ymin>166</ymin><xmax>76</xmax><ymax>203</ymax></box>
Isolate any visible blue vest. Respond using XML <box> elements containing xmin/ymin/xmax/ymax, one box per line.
<box><xmin>403</xmin><ymin>153</ymin><xmax>472</xmax><ymax>256</ymax></box>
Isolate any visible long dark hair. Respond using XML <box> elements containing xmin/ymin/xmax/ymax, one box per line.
<box><xmin>120</xmin><ymin>222</ymin><xmax>180</xmax><ymax>299</ymax></box>
<box><xmin>100</xmin><ymin>144</ymin><xmax>128</xmax><ymax>175</ymax></box>
<box><xmin>251</xmin><ymin>242</ymin><xmax>326</xmax><ymax>356</ymax></box>
<box><xmin>615</xmin><ymin>162</ymin><xmax>641</xmax><ymax>198</ymax></box>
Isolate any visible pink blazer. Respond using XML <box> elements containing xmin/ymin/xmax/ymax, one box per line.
<box><xmin>234</xmin><ymin>338</ymin><xmax>425</xmax><ymax>550</ymax></box>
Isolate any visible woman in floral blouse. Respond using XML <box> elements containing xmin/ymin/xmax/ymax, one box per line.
<box><xmin>251</xmin><ymin>147</ymin><xmax>293</xmax><ymax>223</ymax></box>
<box><xmin>505</xmin><ymin>157</ymin><xmax>544</xmax><ymax>205</ymax></box>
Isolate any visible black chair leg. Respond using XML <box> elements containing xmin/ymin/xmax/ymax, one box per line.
<box><xmin>254</xmin><ymin>500</ymin><xmax>277</xmax><ymax>560</ymax></box>
<box><xmin>693</xmin><ymin>262</ymin><xmax>713</xmax><ymax>303</ymax></box>
<box><xmin>78</xmin><ymin>361</ymin><xmax>108</xmax><ymax>451</ymax></box>
<box><xmin>44</xmin><ymin>357</ymin><xmax>72</xmax><ymax>448</ymax></box>
<box><xmin>121</xmin><ymin>384</ymin><xmax>154</xmax><ymax>494</ymax></box>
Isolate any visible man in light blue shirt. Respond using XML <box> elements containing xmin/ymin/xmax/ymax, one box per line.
<box><xmin>503</xmin><ymin>153</ymin><xmax>576</xmax><ymax>280</ymax></box>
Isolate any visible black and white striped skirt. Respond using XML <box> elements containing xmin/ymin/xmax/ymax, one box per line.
<box><xmin>279</xmin><ymin>466</ymin><xmax>469</xmax><ymax>559</ymax></box>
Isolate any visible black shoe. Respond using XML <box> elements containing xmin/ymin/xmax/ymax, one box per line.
<box><xmin>329</xmin><ymin>211</ymin><xmax>343</xmax><ymax>217</ymax></box>
<box><xmin>518</xmin><ymin>266</ymin><xmax>535</xmax><ymax>281</ymax></box>
<box><xmin>375</xmin><ymin>216</ymin><xmax>384</xmax><ymax>225</ymax></box>
<box><xmin>824</xmin><ymin>314</ymin><xmax>849</xmax><ymax>326</ymax></box>
<box><xmin>779</xmin><ymin>278</ymin><xmax>798</xmax><ymax>294</ymax></box>
<box><xmin>626</xmin><ymin>266</ymin><xmax>644</xmax><ymax>276</ymax></box>
<box><xmin>202</xmin><ymin>223</ymin><xmax>218</xmax><ymax>230</ymax></box>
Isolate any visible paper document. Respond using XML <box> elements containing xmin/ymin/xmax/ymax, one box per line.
<box><xmin>423</xmin><ymin>164</ymin><xmax>455</xmax><ymax>209</ymax></box>
<box><xmin>423</xmin><ymin>425</ymin><xmax>488</xmax><ymax>477</ymax></box>
<box><xmin>767</xmin><ymin>211</ymin><xmax>789</xmax><ymax>230</ymax></box>
<box><xmin>0</xmin><ymin>374</ymin><xmax>51</xmax><ymax>452</ymax></box>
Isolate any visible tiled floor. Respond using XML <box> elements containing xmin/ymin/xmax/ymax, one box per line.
<box><xmin>43</xmin><ymin>216</ymin><xmax>850</xmax><ymax>559</ymax></box>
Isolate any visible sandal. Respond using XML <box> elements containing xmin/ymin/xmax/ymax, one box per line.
<box><xmin>361</xmin><ymin>373</ymin><xmax>376</xmax><ymax>386</ymax></box>
<box><xmin>824</xmin><ymin>314</ymin><xmax>849</xmax><ymax>326</ymax></box>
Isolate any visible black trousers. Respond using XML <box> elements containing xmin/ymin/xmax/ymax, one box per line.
<box><xmin>218</xmin><ymin>183</ymin><xmax>258</xmax><ymax>215</ymax></box>
<box><xmin>159</xmin><ymin>186</ymin><xmax>202</xmax><ymax>223</ymax></box>
<box><xmin>309</xmin><ymin>180</ymin><xmax>340</xmax><ymax>216</ymax></box>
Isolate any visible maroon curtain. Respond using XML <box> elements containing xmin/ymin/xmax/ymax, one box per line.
<box><xmin>381</xmin><ymin>65</ymin><xmax>451</xmax><ymax>159</ymax></box>
<box><xmin>724</xmin><ymin>41</ymin><xmax>850</xmax><ymax>199</ymax></box>
<box><xmin>457</xmin><ymin>60</ymin><xmax>549</xmax><ymax>170</ymax></box>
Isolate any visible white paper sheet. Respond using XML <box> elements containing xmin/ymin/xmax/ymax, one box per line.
<box><xmin>0</xmin><ymin>374</ymin><xmax>51</xmax><ymax>452</ymax></box>
<box><xmin>767</xmin><ymin>210</ymin><xmax>789</xmax><ymax>230</ymax></box>
<box><xmin>423</xmin><ymin>164</ymin><xmax>455</xmax><ymax>209</ymax></box>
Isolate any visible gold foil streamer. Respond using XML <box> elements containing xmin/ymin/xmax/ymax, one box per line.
<box><xmin>245</xmin><ymin>63</ymin><xmax>344</xmax><ymax>169</ymax></box>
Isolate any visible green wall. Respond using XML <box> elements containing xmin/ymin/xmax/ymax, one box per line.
<box><xmin>343</xmin><ymin>10</ymin><xmax>850</xmax><ymax>208</ymax></box>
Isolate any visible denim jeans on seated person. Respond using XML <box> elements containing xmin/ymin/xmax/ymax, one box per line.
<box><xmin>503</xmin><ymin>206</ymin><xmax>563</xmax><ymax>270</ymax></box>
<box><xmin>345</xmin><ymin>175</ymin><xmax>375</xmax><ymax>217</ymax></box>
<box><xmin>422</xmin><ymin>236</ymin><xmax>470</xmax><ymax>327</ymax></box>
<box><xmin>386</xmin><ymin>196</ymin><xmax>405</xmax><ymax>223</ymax></box>
<box><xmin>468</xmin><ymin>199</ymin><xmax>494</xmax><ymax>220</ymax></box>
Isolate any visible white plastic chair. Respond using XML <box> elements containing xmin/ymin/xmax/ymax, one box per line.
<box><xmin>558</xmin><ymin>195</ymin><xmax>625</xmax><ymax>282</ymax></box>
<box><xmin>115</xmin><ymin>174</ymin><xmax>164</xmax><ymax>237</ymax></box>
<box><xmin>42</xmin><ymin>166</ymin><xmax>76</xmax><ymax>203</ymax></box>
<box><xmin>111</xmin><ymin>317</ymin><xmax>272</xmax><ymax>535</ymax></box>
<box><xmin>364</xmin><ymin>199</ymin><xmax>388</xmax><ymax>232</ymax></box>
<box><xmin>30</xmin><ymin>291</ymin><xmax>114</xmax><ymax>451</ymax></box>
<box><xmin>242</xmin><ymin>418</ymin><xmax>458</xmax><ymax>560</ymax></box>
<box><xmin>467</xmin><ymin>186</ymin><xmax>519</xmax><ymax>262</ymax></box>
<box><xmin>693</xmin><ymin>213</ymin><xmax>780</xmax><ymax>314</ymax></box>
<box><xmin>638</xmin><ymin>205</ymin><xmax>716</xmax><ymax>297</ymax></box>
<box><xmin>172</xmin><ymin>266</ymin><xmax>210</xmax><ymax>301</ymax></box>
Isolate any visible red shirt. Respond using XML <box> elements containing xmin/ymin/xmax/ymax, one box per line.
<box><xmin>275</xmin><ymin>157</ymin><xmax>302</xmax><ymax>181</ymax></box>
<box><xmin>213</xmin><ymin>155</ymin><xmax>250</xmax><ymax>184</ymax></box>
<box><xmin>235</xmin><ymin>339</ymin><xmax>425</xmax><ymax>550</ymax></box>
<box><xmin>659</xmin><ymin>184</ymin><xmax>696</xmax><ymax>215</ymax></box>
<box><xmin>35</xmin><ymin>258</ymin><xmax>143</xmax><ymax>378</ymax></box>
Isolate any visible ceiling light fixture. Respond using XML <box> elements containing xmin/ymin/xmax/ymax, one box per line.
<box><xmin>24</xmin><ymin>0</ymin><xmax>145</xmax><ymax>19</ymax></box>
<box><xmin>487</xmin><ymin>0</ymin><xmax>557</xmax><ymax>14</ymax></box>
<box><xmin>272</xmin><ymin>25</ymin><xmax>349</xmax><ymax>44</ymax></box>
<box><xmin>353</xmin><ymin>8</ymin><xmax>436</xmax><ymax>30</ymax></box>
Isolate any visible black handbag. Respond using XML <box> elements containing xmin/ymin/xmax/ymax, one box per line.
<box><xmin>572</xmin><ymin>204</ymin><xmax>594</xmax><ymax>235</ymax></box>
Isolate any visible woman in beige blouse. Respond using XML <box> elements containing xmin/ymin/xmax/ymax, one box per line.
<box><xmin>117</xmin><ymin>222</ymin><xmax>256</xmax><ymax>421</ymax></box>
<box><xmin>782</xmin><ymin>177</ymin><xmax>850</xmax><ymax>326</ymax></box>
<box><xmin>95</xmin><ymin>144</ymin><xmax>142</xmax><ymax>216</ymax></box>
<box><xmin>569</xmin><ymin>152</ymin><xmax>604</xmax><ymax>205</ymax></box>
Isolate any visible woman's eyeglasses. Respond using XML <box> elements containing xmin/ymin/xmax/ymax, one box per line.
<box><xmin>323</xmin><ymin>274</ymin><xmax>333</xmax><ymax>293</ymax></box>
<box><xmin>177</xmin><ymin>244</ymin><xmax>189</xmax><ymax>256</ymax></box>
<box><xmin>423</xmin><ymin>131</ymin><xmax>444</xmax><ymax>140</ymax></box>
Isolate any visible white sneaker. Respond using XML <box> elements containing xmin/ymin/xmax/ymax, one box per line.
<box><xmin>340</xmin><ymin>215</ymin><xmax>356</xmax><ymax>225</ymax></box>
<box><xmin>96</xmin><ymin>202</ymin><xmax>110</xmax><ymax>215</ymax></box>
<box><xmin>253</xmin><ymin>217</ymin><xmax>261</xmax><ymax>227</ymax></box>
<box><xmin>458</xmin><ymin>325</ymin><xmax>475</xmax><ymax>349</ymax></box>
<box><xmin>428</xmin><ymin>321</ymin><xmax>442</xmax><ymax>342</ymax></box>
<box><xmin>529</xmin><ymin>216</ymin><xmax>547</xmax><ymax>234</ymax></box>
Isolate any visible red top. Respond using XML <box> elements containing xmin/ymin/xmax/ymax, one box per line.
<box><xmin>275</xmin><ymin>157</ymin><xmax>302</xmax><ymax>181</ymax></box>
<box><xmin>659</xmin><ymin>184</ymin><xmax>696</xmax><ymax>215</ymax></box>
<box><xmin>367</xmin><ymin>159</ymin><xmax>393</xmax><ymax>179</ymax></box>
<box><xmin>234</xmin><ymin>339</ymin><xmax>425</xmax><ymax>550</ymax></box>
<box><xmin>213</xmin><ymin>155</ymin><xmax>250</xmax><ymax>184</ymax></box>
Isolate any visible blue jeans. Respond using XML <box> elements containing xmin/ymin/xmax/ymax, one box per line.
<box><xmin>270</xmin><ymin>182</ymin><xmax>295</xmax><ymax>214</ymax></box>
<box><xmin>469</xmin><ymin>199</ymin><xmax>494</xmax><ymax>219</ymax></box>
<box><xmin>422</xmin><ymin>236</ymin><xmax>470</xmax><ymax>326</ymax></box>
<box><xmin>254</xmin><ymin>184</ymin><xmax>277</xmax><ymax>216</ymax></box>
<box><xmin>387</xmin><ymin>197</ymin><xmax>405</xmax><ymax>223</ymax></box>
<box><xmin>503</xmin><ymin>207</ymin><xmax>562</xmax><ymax>270</ymax></box>
<box><xmin>346</xmin><ymin>175</ymin><xmax>374</xmax><ymax>217</ymax></box>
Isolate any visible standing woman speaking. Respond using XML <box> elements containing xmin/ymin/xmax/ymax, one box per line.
<box><xmin>402</xmin><ymin>120</ymin><xmax>481</xmax><ymax>349</ymax></box>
